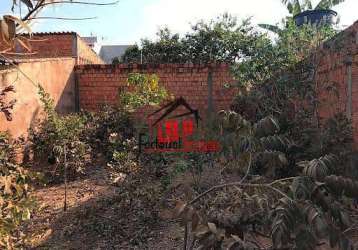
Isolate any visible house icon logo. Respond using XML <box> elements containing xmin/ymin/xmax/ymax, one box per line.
<box><xmin>138</xmin><ymin>97</ymin><xmax>220</xmax><ymax>154</ymax></box>
<box><xmin>148</xmin><ymin>97</ymin><xmax>201</xmax><ymax>127</ymax></box>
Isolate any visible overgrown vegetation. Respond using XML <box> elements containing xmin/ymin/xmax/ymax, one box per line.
<box><xmin>1</xmin><ymin>78</ymin><xmax>37</xmax><ymax>249</ymax></box>
<box><xmin>22</xmin><ymin>73</ymin><xmax>169</xmax><ymax>247</ymax></box>
<box><xmin>118</xmin><ymin>8</ymin><xmax>358</xmax><ymax>250</ymax></box>
<box><xmin>121</xmin><ymin>13</ymin><xmax>336</xmax><ymax>89</ymax></box>
<box><xmin>154</xmin><ymin>11</ymin><xmax>358</xmax><ymax>250</ymax></box>
<box><xmin>0</xmin><ymin>132</ymin><xmax>36</xmax><ymax>249</ymax></box>
<box><xmin>121</xmin><ymin>14</ymin><xmax>268</xmax><ymax>65</ymax></box>
<box><xmin>30</xmin><ymin>85</ymin><xmax>91</xmax><ymax>182</ymax></box>
<box><xmin>169</xmin><ymin>108</ymin><xmax>356</xmax><ymax>249</ymax></box>
<box><xmin>2</xmin><ymin>3</ymin><xmax>358</xmax><ymax>249</ymax></box>
<box><xmin>30</xmin><ymin>72</ymin><xmax>168</xmax><ymax>183</ymax></box>
<box><xmin>119</xmin><ymin>73</ymin><xmax>169</xmax><ymax>111</ymax></box>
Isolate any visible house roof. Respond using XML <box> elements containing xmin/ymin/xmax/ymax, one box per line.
<box><xmin>99</xmin><ymin>45</ymin><xmax>132</xmax><ymax>63</ymax></box>
<box><xmin>20</xmin><ymin>31</ymin><xmax>77</xmax><ymax>36</ymax></box>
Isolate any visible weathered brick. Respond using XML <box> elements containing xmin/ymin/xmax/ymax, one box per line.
<box><xmin>76</xmin><ymin>64</ymin><xmax>238</xmax><ymax>119</ymax></box>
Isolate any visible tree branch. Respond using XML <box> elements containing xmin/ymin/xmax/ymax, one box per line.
<box><xmin>188</xmin><ymin>181</ymin><xmax>292</xmax><ymax>206</ymax></box>
<box><xmin>40</xmin><ymin>1</ymin><xmax>119</xmax><ymax>7</ymax></box>
<box><xmin>20</xmin><ymin>0</ymin><xmax>117</xmax><ymax>23</ymax></box>
<box><xmin>240</xmin><ymin>152</ymin><xmax>252</xmax><ymax>183</ymax></box>
<box><xmin>21</xmin><ymin>0</ymin><xmax>45</xmax><ymax>22</ymax></box>
<box><xmin>27</xmin><ymin>16</ymin><xmax>97</xmax><ymax>21</ymax></box>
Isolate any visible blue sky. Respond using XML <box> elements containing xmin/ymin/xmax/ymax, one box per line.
<box><xmin>1</xmin><ymin>0</ymin><xmax>358</xmax><ymax>46</ymax></box>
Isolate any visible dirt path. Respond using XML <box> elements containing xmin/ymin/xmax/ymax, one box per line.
<box><xmin>23</xmin><ymin>162</ymin><xmax>184</xmax><ymax>250</ymax></box>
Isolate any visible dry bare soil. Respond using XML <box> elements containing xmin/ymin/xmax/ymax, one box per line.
<box><xmin>23</xmin><ymin>160</ymin><xmax>183</xmax><ymax>250</ymax></box>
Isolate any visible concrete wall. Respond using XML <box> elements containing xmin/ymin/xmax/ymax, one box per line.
<box><xmin>0</xmin><ymin>32</ymin><xmax>104</xmax><ymax>139</ymax></box>
<box><xmin>0</xmin><ymin>58</ymin><xmax>76</xmax><ymax>138</ymax></box>
<box><xmin>76</xmin><ymin>36</ymin><xmax>104</xmax><ymax>65</ymax></box>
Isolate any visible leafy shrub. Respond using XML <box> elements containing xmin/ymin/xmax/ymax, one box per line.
<box><xmin>89</xmin><ymin>73</ymin><xmax>169</xmax><ymax>179</ymax></box>
<box><xmin>0</xmin><ymin>132</ymin><xmax>36</xmax><ymax>248</ymax></box>
<box><xmin>106</xmin><ymin>137</ymin><xmax>139</xmax><ymax>182</ymax></box>
<box><xmin>321</xmin><ymin>113</ymin><xmax>353</xmax><ymax>157</ymax></box>
<box><xmin>82</xmin><ymin>105</ymin><xmax>134</xmax><ymax>160</ymax></box>
<box><xmin>119</xmin><ymin>73</ymin><xmax>168</xmax><ymax>111</ymax></box>
<box><xmin>30</xmin><ymin>85</ymin><xmax>91</xmax><ymax>181</ymax></box>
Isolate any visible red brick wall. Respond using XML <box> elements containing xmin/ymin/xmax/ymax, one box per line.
<box><xmin>1</xmin><ymin>32</ymin><xmax>103</xmax><ymax>65</ymax></box>
<box><xmin>1</xmin><ymin>33</ymin><xmax>75</xmax><ymax>59</ymax></box>
<box><xmin>315</xmin><ymin>20</ymin><xmax>358</xmax><ymax>144</ymax></box>
<box><xmin>28</xmin><ymin>33</ymin><xmax>74</xmax><ymax>58</ymax></box>
<box><xmin>75</xmin><ymin>63</ymin><xmax>237</xmax><ymax>119</ymax></box>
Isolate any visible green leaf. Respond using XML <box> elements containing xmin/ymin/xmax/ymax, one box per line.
<box><xmin>283</xmin><ymin>0</ymin><xmax>303</xmax><ymax>15</ymax></box>
<box><xmin>315</xmin><ymin>0</ymin><xmax>345</xmax><ymax>10</ymax></box>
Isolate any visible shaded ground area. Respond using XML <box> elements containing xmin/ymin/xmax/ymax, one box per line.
<box><xmin>21</xmin><ymin>156</ymin><xmax>358</xmax><ymax>250</ymax></box>
<box><xmin>23</xmin><ymin>160</ymin><xmax>184</xmax><ymax>250</ymax></box>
